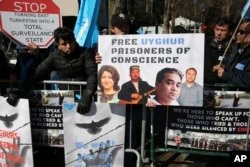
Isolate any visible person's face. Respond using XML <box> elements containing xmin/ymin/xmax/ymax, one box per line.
<box><xmin>57</xmin><ymin>38</ymin><xmax>76</xmax><ymax>55</ymax></box>
<box><xmin>110</xmin><ymin>23</ymin><xmax>130</xmax><ymax>35</ymax></box>
<box><xmin>130</xmin><ymin>69</ymin><xmax>140</xmax><ymax>82</ymax></box>
<box><xmin>186</xmin><ymin>69</ymin><xmax>197</xmax><ymax>84</ymax></box>
<box><xmin>236</xmin><ymin>22</ymin><xmax>250</xmax><ymax>48</ymax></box>
<box><xmin>101</xmin><ymin>71</ymin><xmax>114</xmax><ymax>90</ymax></box>
<box><xmin>155</xmin><ymin>72</ymin><xmax>181</xmax><ymax>104</ymax></box>
<box><xmin>213</xmin><ymin>24</ymin><xmax>231</xmax><ymax>42</ymax></box>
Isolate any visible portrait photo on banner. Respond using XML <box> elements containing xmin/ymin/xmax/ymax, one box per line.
<box><xmin>97</xmin><ymin>34</ymin><xmax>204</xmax><ymax>106</ymax></box>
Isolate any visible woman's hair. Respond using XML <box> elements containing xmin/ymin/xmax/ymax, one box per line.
<box><xmin>98</xmin><ymin>65</ymin><xmax>120</xmax><ymax>91</ymax></box>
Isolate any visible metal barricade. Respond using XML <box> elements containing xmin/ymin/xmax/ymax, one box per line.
<box><xmin>147</xmin><ymin>105</ymin><xmax>250</xmax><ymax>166</ymax></box>
<box><xmin>0</xmin><ymin>79</ymin><xmax>142</xmax><ymax>167</ymax></box>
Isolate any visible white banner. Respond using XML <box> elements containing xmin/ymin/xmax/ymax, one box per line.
<box><xmin>30</xmin><ymin>90</ymin><xmax>75</xmax><ymax>147</ymax></box>
<box><xmin>98</xmin><ymin>34</ymin><xmax>204</xmax><ymax>86</ymax></box>
<box><xmin>0</xmin><ymin>96</ymin><xmax>34</xmax><ymax>167</ymax></box>
<box><xmin>98</xmin><ymin>34</ymin><xmax>204</xmax><ymax>105</ymax></box>
<box><xmin>63</xmin><ymin>102</ymin><xmax>126</xmax><ymax>167</ymax></box>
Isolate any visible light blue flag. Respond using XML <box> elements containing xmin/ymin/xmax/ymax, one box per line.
<box><xmin>84</xmin><ymin>24</ymin><xmax>100</xmax><ymax>48</ymax></box>
<box><xmin>241</xmin><ymin>0</ymin><xmax>250</xmax><ymax>20</ymax></box>
<box><xmin>136</xmin><ymin>27</ymin><xmax>144</xmax><ymax>34</ymax></box>
<box><xmin>74</xmin><ymin>0</ymin><xmax>101</xmax><ymax>48</ymax></box>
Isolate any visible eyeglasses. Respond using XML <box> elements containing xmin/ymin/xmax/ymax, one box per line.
<box><xmin>238</xmin><ymin>29</ymin><xmax>249</xmax><ymax>35</ymax></box>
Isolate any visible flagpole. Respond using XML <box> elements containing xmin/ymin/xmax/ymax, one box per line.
<box><xmin>219</xmin><ymin>1</ymin><xmax>250</xmax><ymax>65</ymax></box>
<box><xmin>218</xmin><ymin>16</ymin><xmax>243</xmax><ymax>66</ymax></box>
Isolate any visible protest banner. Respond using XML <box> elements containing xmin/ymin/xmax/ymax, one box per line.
<box><xmin>98</xmin><ymin>34</ymin><xmax>204</xmax><ymax>105</ymax></box>
<box><xmin>153</xmin><ymin>105</ymin><xmax>250</xmax><ymax>151</ymax></box>
<box><xmin>63</xmin><ymin>102</ymin><xmax>126</xmax><ymax>167</ymax></box>
<box><xmin>29</xmin><ymin>90</ymin><xmax>75</xmax><ymax>147</ymax></box>
<box><xmin>0</xmin><ymin>96</ymin><xmax>34</xmax><ymax>167</ymax></box>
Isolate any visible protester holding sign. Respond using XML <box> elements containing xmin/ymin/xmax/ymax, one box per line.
<box><xmin>204</xmin><ymin>16</ymin><xmax>235</xmax><ymax>86</ymax></box>
<box><xmin>95</xmin><ymin>12</ymin><xmax>136</xmax><ymax>63</ymax></box>
<box><xmin>95</xmin><ymin>12</ymin><xmax>143</xmax><ymax>167</ymax></box>
<box><xmin>110</xmin><ymin>12</ymin><xmax>130</xmax><ymax>35</ymax></box>
<box><xmin>7</xmin><ymin>27</ymin><xmax>97</xmax><ymax>114</ymax></box>
<box><xmin>213</xmin><ymin>20</ymin><xmax>250</xmax><ymax>88</ymax></box>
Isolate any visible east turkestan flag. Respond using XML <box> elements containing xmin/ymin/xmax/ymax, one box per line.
<box><xmin>74</xmin><ymin>0</ymin><xmax>101</xmax><ymax>48</ymax></box>
<box><xmin>241</xmin><ymin>0</ymin><xmax>250</xmax><ymax>20</ymax></box>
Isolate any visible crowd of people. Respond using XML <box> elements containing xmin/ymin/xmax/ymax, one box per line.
<box><xmin>213</xmin><ymin>19</ymin><xmax>250</xmax><ymax>89</ymax></box>
<box><xmin>2</xmin><ymin>13</ymin><xmax>248</xmax><ymax>108</ymax></box>
<box><xmin>1</xmin><ymin>9</ymin><xmax>250</xmax><ymax>166</ymax></box>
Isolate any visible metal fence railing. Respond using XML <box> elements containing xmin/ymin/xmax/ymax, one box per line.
<box><xmin>0</xmin><ymin>79</ymin><xmax>142</xmax><ymax>167</ymax></box>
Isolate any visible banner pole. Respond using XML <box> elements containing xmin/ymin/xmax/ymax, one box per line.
<box><xmin>150</xmin><ymin>107</ymin><xmax>154</xmax><ymax>167</ymax></box>
<box><xmin>246</xmin><ymin>104</ymin><xmax>250</xmax><ymax>150</ymax></box>
<box><xmin>219</xmin><ymin>0</ymin><xmax>250</xmax><ymax>65</ymax></box>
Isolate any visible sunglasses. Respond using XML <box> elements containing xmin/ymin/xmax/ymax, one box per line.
<box><xmin>238</xmin><ymin>29</ymin><xmax>249</xmax><ymax>35</ymax></box>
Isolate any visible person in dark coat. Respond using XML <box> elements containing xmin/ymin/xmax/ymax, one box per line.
<box><xmin>214</xmin><ymin>20</ymin><xmax>250</xmax><ymax>88</ymax></box>
<box><xmin>7</xmin><ymin>27</ymin><xmax>97</xmax><ymax>114</ymax></box>
<box><xmin>0</xmin><ymin>49</ymin><xmax>10</xmax><ymax>95</ymax></box>
<box><xmin>15</xmin><ymin>42</ymin><xmax>46</xmax><ymax>81</ymax></box>
<box><xmin>204</xmin><ymin>17</ymin><xmax>235</xmax><ymax>86</ymax></box>
<box><xmin>232</xmin><ymin>93</ymin><xmax>240</xmax><ymax>107</ymax></box>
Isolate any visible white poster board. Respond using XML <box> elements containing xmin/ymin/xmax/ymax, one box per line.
<box><xmin>30</xmin><ymin>90</ymin><xmax>75</xmax><ymax>147</ymax></box>
<box><xmin>98</xmin><ymin>34</ymin><xmax>204</xmax><ymax>105</ymax></box>
<box><xmin>63</xmin><ymin>102</ymin><xmax>126</xmax><ymax>167</ymax></box>
<box><xmin>0</xmin><ymin>96</ymin><xmax>34</xmax><ymax>167</ymax></box>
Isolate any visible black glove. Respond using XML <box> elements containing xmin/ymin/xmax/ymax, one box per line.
<box><xmin>7</xmin><ymin>93</ymin><xmax>20</xmax><ymax>107</ymax></box>
<box><xmin>77</xmin><ymin>95</ymin><xmax>92</xmax><ymax>114</ymax></box>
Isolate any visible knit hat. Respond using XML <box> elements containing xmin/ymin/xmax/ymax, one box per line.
<box><xmin>111</xmin><ymin>13</ymin><xmax>129</xmax><ymax>26</ymax></box>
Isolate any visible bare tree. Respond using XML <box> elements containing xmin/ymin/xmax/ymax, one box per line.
<box><xmin>162</xmin><ymin>0</ymin><xmax>171</xmax><ymax>33</ymax></box>
<box><xmin>222</xmin><ymin>0</ymin><xmax>233</xmax><ymax>16</ymax></box>
<box><xmin>107</xmin><ymin>0</ymin><xmax>246</xmax><ymax>33</ymax></box>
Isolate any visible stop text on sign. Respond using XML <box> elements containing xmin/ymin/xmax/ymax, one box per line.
<box><xmin>14</xmin><ymin>2</ymin><xmax>46</xmax><ymax>13</ymax></box>
<box><xmin>0</xmin><ymin>0</ymin><xmax>62</xmax><ymax>48</ymax></box>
